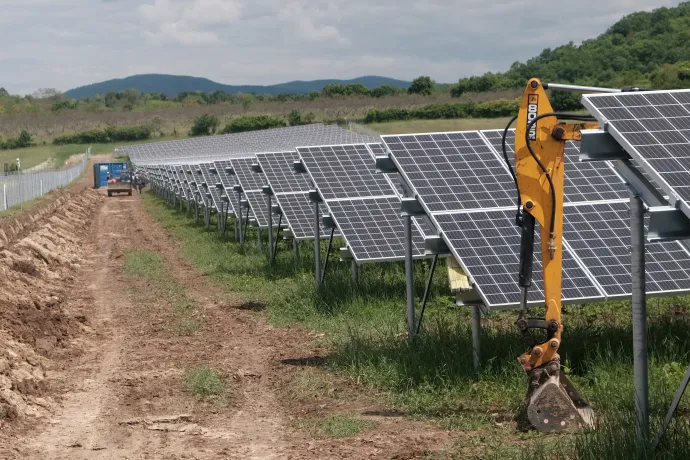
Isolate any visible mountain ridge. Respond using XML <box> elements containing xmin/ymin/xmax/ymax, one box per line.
<box><xmin>63</xmin><ymin>74</ymin><xmax>412</xmax><ymax>99</ymax></box>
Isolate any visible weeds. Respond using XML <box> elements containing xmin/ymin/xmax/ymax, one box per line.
<box><xmin>183</xmin><ymin>365</ymin><xmax>225</xmax><ymax>398</ymax></box>
<box><xmin>142</xmin><ymin>194</ymin><xmax>690</xmax><ymax>458</ymax></box>
<box><xmin>124</xmin><ymin>249</ymin><xmax>200</xmax><ymax>335</ymax></box>
<box><xmin>294</xmin><ymin>415</ymin><xmax>375</xmax><ymax>439</ymax></box>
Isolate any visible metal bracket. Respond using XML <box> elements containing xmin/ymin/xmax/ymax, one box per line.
<box><xmin>233</xmin><ymin>184</ymin><xmax>243</xmax><ymax>193</ymax></box>
<box><xmin>271</xmin><ymin>204</ymin><xmax>282</xmax><ymax>216</ymax></box>
<box><xmin>225</xmin><ymin>166</ymin><xmax>234</xmax><ymax>175</ymax></box>
<box><xmin>322</xmin><ymin>214</ymin><xmax>337</xmax><ymax>229</ymax></box>
<box><xmin>240</xmin><ymin>199</ymin><xmax>250</xmax><ymax>209</ymax></box>
<box><xmin>293</xmin><ymin>160</ymin><xmax>306</xmax><ymax>174</ymax></box>
<box><xmin>375</xmin><ymin>155</ymin><xmax>397</xmax><ymax>173</ymax></box>
<box><xmin>401</xmin><ymin>197</ymin><xmax>425</xmax><ymax>216</ymax></box>
<box><xmin>215</xmin><ymin>182</ymin><xmax>224</xmax><ymax>190</ymax></box>
<box><xmin>579</xmin><ymin>129</ymin><xmax>630</xmax><ymax>161</ymax></box>
<box><xmin>308</xmin><ymin>189</ymin><xmax>322</xmax><ymax>203</ymax></box>
<box><xmin>648</xmin><ymin>206</ymin><xmax>690</xmax><ymax>241</ymax></box>
<box><xmin>262</xmin><ymin>185</ymin><xmax>273</xmax><ymax>196</ymax></box>
<box><xmin>425</xmin><ymin>235</ymin><xmax>450</xmax><ymax>255</ymax></box>
<box><xmin>251</xmin><ymin>163</ymin><xmax>262</xmax><ymax>173</ymax></box>
<box><xmin>339</xmin><ymin>247</ymin><xmax>354</xmax><ymax>261</ymax></box>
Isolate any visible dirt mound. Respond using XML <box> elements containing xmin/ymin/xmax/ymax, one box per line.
<box><xmin>0</xmin><ymin>189</ymin><xmax>103</xmax><ymax>421</ymax></box>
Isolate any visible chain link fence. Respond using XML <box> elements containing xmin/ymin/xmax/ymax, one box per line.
<box><xmin>0</xmin><ymin>147</ymin><xmax>91</xmax><ymax>211</ymax></box>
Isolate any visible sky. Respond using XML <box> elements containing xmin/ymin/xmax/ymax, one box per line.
<box><xmin>0</xmin><ymin>0</ymin><xmax>682</xmax><ymax>95</ymax></box>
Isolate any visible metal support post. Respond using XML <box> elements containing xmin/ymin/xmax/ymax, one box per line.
<box><xmin>267</xmin><ymin>194</ymin><xmax>274</xmax><ymax>261</ymax></box>
<box><xmin>257</xmin><ymin>227</ymin><xmax>262</xmax><ymax>250</ymax></box>
<box><xmin>293</xmin><ymin>238</ymin><xmax>300</xmax><ymax>265</ymax></box>
<box><xmin>351</xmin><ymin>261</ymin><xmax>359</xmax><ymax>283</ymax></box>
<box><xmin>237</xmin><ymin>193</ymin><xmax>244</xmax><ymax>245</ymax></box>
<box><xmin>314</xmin><ymin>201</ymin><xmax>322</xmax><ymax>289</ymax></box>
<box><xmin>631</xmin><ymin>192</ymin><xmax>649</xmax><ymax>442</ymax></box>
<box><xmin>404</xmin><ymin>214</ymin><xmax>415</xmax><ymax>340</ymax></box>
<box><xmin>471</xmin><ymin>305</ymin><xmax>482</xmax><ymax>371</ymax></box>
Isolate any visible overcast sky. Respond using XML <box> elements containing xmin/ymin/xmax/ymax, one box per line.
<box><xmin>0</xmin><ymin>0</ymin><xmax>681</xmax><ymax>94</ymax></box>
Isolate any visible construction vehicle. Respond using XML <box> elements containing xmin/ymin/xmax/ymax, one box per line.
<box><xmin>505</xmin><ymin>78</ymin><xmax>601</xmax><ymax>432</ymax></box>
<box><xmin>107</xmin><ymin>170</ymin><xmax>133</xmax><ymax>197</ymax></box>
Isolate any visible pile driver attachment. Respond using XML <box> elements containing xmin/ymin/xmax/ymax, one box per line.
<box><xmin>509</xmin><ymin>78</ymin><xmax>598</xmax><ymax>432</ymax></box>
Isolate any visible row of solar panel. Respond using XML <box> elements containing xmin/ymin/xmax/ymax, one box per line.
<box><xmin>139</xmin><ymin>88</ymin><xmax>690</xmax><ymax>311</ymax></box>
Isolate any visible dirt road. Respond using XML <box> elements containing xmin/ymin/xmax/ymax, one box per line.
<box><xmin>2</xmin><ymin>187</ymin><xmax>452</xmax><ymax>459</ymax></box>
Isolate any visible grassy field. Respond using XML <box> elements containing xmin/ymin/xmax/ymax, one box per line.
<box><xmin>142</xmin><ymin>193</ymin><xmax>690</xmax><ymax>459</ymax></box>
<box><xmin>0</xmin><ymin>133</ymin><xmax>194</xmax><ymax>171</ymax></box>
<box><xmin>368</xmin><ymin>118</ymin><xmax>514</xmax><ymax>134</ymax></box>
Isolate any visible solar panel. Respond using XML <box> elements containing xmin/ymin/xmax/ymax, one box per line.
<box><xmin>296</xmin><ymin>145</ymin><xmax>396</xmax><ymax>200</ymax></box>
<box><xmin>481</xmin><ymin>129</ymin><xmax>629</xmax><ymax>204</ymax></box>
<box><xmin>269</xmin><ymin>192</ymin><xmax>327</xmax><ymax>240</ymax></box>
<box><xmin>563</xmin><ymin>201</ymin><xmax>690</xmax><ymax>297</ymax></box>
<box><xmin>255</xmin><ymin>152</ymin><xmax>340</xmax><ymax>240</ymax></box>
<box><xmin>256</xmin><ymin>151</ymin><xmax>312</xmax><ymax>194</ymax></box>
<box><xmin>174</xmin><ymin>166</ymin><xmax>190</xmax><ymax>200</ymax></box>
<box><xmin>198</xmin><ymin>163</ymin><xmax>223</xmax><ymax>210</ymax></box>
<box><xmin>582</xmin><ymin>90</ymin><xmax>690</xmax><ymax>217</ymax></box>
<box><xmin>230</xmin><ymin>157</ymin><xmax>265</xmax><ymax>192</ymax></box>
<box><xmin>381</xmin><ymin>131</ymin><xmax>516</xmax><ymax>213</ymax></box>
<box><xmin>229</xmin><ymin>157</ymin><xmax>268</xmax><ymax>227</ymax></box>
<box><xmin>434</xmin><ymin>209</ymin><xmax>604</xmax><ymax>308</ymax></box>
<box><xmin>327</xmin><ymin>197</ymin><xmax>426</xmax><ymax>263</ymax></box>
<box><xmin>182</xmin><ymin>166</ymin><xmax>202</xmax><ymax>204</ymax></box>
<box><xmin>296</xmin><ymin>143</ymin><xmax>427</xmax><ymax>262</ymax></box>
<box><xmin>242</xmin><ymin>191</ymin><xmax>270</xmax><ymax>228</ymax></box>
<box><xmin>213</xmin><ymin>160</ymin><xmax>238</xmax><ymax>216</ymax></box>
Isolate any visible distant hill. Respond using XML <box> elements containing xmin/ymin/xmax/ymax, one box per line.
<box><xmin>64</xmin><ymin>75</ymin><xmax>412</xmax><ymax>99</ymax></box>
<box><xmin>453</xmin><ymin>2</ymin><xmax>690</xmax><ymax>94</ymax></box>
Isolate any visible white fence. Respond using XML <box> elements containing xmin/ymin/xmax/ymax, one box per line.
<box><xmin>0</xmin><ymin>147</ymin><xmax>91</xmax><ymax>211</ymax></box>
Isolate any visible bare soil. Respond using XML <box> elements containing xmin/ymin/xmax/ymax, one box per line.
<box><xmin>0</xmin><ymin>181</ymin><xmax>455</xmax><ymax>459</ymax></box>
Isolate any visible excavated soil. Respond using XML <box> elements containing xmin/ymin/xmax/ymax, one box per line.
<box><xmin>0</xmin><ymin>188</ymin><xmax>104</xmax><ymax>422</ymax></box>
<box><xmin>1</xmin><ymin>183</ymin><xmax>456</xmax><ymax>459</ymax></box>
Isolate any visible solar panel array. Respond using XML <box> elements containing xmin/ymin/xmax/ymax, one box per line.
<box><xmin>296</xmin><ymin>144</ymin><xmax>427</xmax><ymax>263</ymax></box>
<box><xmin>382</xmin><ymin>130</ymin><xmax>690</xmax><ymax>308</ymax></box>
<box><xmin>119</xmin><ymin>124</ymin><xmax>380</xmax><ymax>166</ymax></box>
<box><xmin>213</xmin><ymin>160</ymin><xmax>240</xmax><ymax>216</ymax></box>
<box><xmin>582</xmin><ymin>89</ymin><xmax>690</xmax><ymax>218</ymax></box>
<box><xmin>137</xmin><ymin>115</ymin><xmax>690</xmax><ymax>311</ymax></box>
<box><xmin>255</xmin><ymin>151</ymin><xmax>337</xmax><ymax>240</ymax></box>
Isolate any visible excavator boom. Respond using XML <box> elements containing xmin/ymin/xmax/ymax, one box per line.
<box><xmin>512</xmin><ymin>78</ymin><xmax>595</xmax><ymax>432</ymax></box>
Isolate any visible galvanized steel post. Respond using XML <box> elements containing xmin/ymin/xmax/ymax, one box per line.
<box><xmin>631</xmin><ymin>192</ymin><xmax>649</xmax><ymax>442</ymax></box>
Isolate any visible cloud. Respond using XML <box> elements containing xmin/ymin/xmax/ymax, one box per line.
<box><xmin>138</xmin><ymin>0</ymin><xmax>242</xmax><ymax>45</ymax></box>
<box><xmin>0</xmin><ymin>0</ymin><xmax>683</xmax><ymax>94</ymax></box>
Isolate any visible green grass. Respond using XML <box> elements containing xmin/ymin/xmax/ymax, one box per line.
<box><xmin>294</xmin><ymin>415</ymin><xmax>375</xmax><ymax>439</ymax></box>
<box><xmin>368</xmin><ymin>118</ymin><xmax>513</xmax><ymax>134</ymax></box>
<box><xmin>141</xmin><ymin>193</ymin><xmax>690</xmax><ymax>458</ymax></box>
<box><xmin>124</xmin><ymin>249</ymin><xmax>200</xmax><ymax>335</ymax></box>
<box><xmin>288</xmin><ymin>369</ymin><xmax>335</xmax><ymax>400</ymax></box>
<box><xmin>183</xmin><ymin>365</ymin><xmax>225</xmax><ymax>398</ymax></box>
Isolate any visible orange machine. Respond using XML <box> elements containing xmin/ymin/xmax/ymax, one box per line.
<box><xmin>508</xmin><ymin>78</ymin><xmax>598</xmax><ymax>432</ymax></box>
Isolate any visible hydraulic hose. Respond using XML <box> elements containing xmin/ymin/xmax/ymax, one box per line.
<box><xmin>523</xmin><ymin>112</ymin><xmax>596</xmax><ymax>247</ymax></box>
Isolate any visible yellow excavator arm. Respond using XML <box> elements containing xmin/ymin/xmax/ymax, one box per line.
<box><xmin>512</xmin><ymin>78</ymin><xmax>596</xmax><ymax>432</ymax></box>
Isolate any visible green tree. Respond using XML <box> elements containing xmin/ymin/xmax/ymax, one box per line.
<box><xmin>0</xmin><ymin>87</ymin><xmax>9</xmax><ymax>98</ymax></box>
<box><xmin>371</xmin><ymin>85</ymin><xmax>402</xmax><ymax>98</ymax></box>
<box><xmin>189</xmin><ymin>114</ymin><xmax>220</xmax><ymax>136</ymax></box>
<box><xmin>408</xmin><ymin>76</ymin><xmax>435</xmax><ymax>95</ymax></box>
<box><xmin>344</xmin><ymin>83</ymin><xmax>370</xmax><ymax>96</ymax></box>
<box><xmin>122</xmin><ymin>88</ymin><xmax>140</xmax><ymax>105</ymax></box>
<box><xmin>104</xmin><ymin>92</ymin><xmax>118</xmax><ymax>108</ymax></box>
<box><xmin>322</xmin><ymin>83</ymin><xmax>347</xmax><ymax>97</ymax></box>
